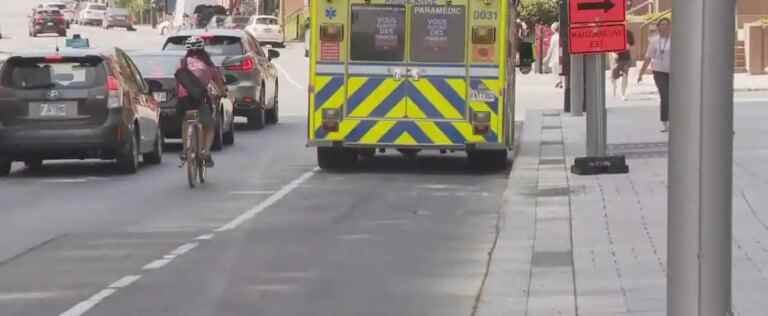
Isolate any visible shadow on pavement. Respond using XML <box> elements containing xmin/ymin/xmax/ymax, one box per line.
<box><xmin>323</xmin><ymin>154</ymin><xmax>512</xmax><ymax>176</ymax></box>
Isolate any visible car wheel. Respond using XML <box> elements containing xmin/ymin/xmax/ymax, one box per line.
<box><xmin>212</xmin><ymin>114</ymin><xmax>224</xmax><ymax>151</ymax></box>
<box><xmin>267</xmin><ymin>82</ymin><xmax>279</xmax><ymax>124</ymax></box>
<box><xmin>117</xmin><ymin>127</ymin><xmax>140</xmax><ymax>174</ymax></box>
<box><xmin>247</xmin><ymin>88</ymin><xmax>267</xmax><ymax>129</ymax></box>
<box><xmin>0</xmin><ymin>158</ymin><xmax>12</xmax><ymax>177</ymax></box>
<box><xmin>223</xmin><ymin>114</ymin><xmax>235</xmax><ymax>145</ymax></box>
<box><xmin>24</xmin><ymin>159</ymin><xmax>43</xmax><ymax>171</ymax></box>
<box><xmin>143</xmin><ymin>127</ymin><xmax>163</xmax><ymax>164</ymax></box>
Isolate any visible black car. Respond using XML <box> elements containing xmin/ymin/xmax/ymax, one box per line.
<box><xmin>129</xmin><ymin>50</ymin><xmax>236</xmax><ymax>150</ymax></box>
<box><xmin>29</xmin><ymin>9</ymin><xmax>67</xmax><ymax>37</ymax></box>
<box><xmin>0</xmin><ymin>48</ymin><xmax>165</xmax><ymax>176</ymax></box>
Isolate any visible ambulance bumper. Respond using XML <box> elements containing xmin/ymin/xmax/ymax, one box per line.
<box><xmin>307</xmin><ymin>140</ymin><xmax>507</xmax><ymax>151</ymax></box>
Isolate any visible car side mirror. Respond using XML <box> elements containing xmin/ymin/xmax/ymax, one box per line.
<box><xmin>145</xmin><ymin>79</ymin><xmax>163</xmax><ymax>94</ymax></box>
<box><xmin>224</xmin><ymin>73</ymin><xmax>238</xmax><ymax>85</ymax></box>
<box><xmin>267</xmin><ymin>49</ymin><xmax>280</xmax><ymax>61</ymax></box>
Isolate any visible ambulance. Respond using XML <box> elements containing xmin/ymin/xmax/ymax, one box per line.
<box><xmin>307</xmin><ymin>0</ymin><xmax>522</xmax><ymax>169</ymax></box>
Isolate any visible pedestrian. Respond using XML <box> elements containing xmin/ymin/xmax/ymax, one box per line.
<box><xmin>638</xmin><ymin>18</ymin><xmax>671</xmax><ymax>132</ymax></box>
<box><xmin>544</xmin><ymin>22</ymin><xmax>562</xmax><ymax>88</ymax></box>
<box><xmin>612</xmin><ymin>29</ymin><xmax>635</xmax><ymax>100</ymax></box>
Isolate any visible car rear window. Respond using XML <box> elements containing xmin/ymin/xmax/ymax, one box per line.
<box><xmin>108</xmin><ymin>8</ymin><xmax>129</xmax><ymax>15</ymax></box>
<box><xmin>231</xmin><ymin>17</ymin><xmax>250</xmax><ymax>24</ymax></box>
<box><xmin>1</xmin><ymin>56</ymin><xmax>106</xmax><ymax>90</ymax></box>
<box><xmin>255</xmin><ymin>17</ymin><xmax>278</xmax><ymax>25</ymax></box>
<box><xmin>131</xmin><ymin>55</ymin><xmax>179</xmax><ymax>78</ymax></box>
<box><xmin>38</xmin><ymin>10</ymin><xmax>62</xmax><ymax>16</ymax></box>
<box><xmin>45</xmin><ymin>4</ymin><xmax>67</xmax><ymax>10</ymax></box>
<box><xmin>163</xmin><ymin>36</ymin><xmax>244</xmax><ymax>56</ymax></box>
<box><xmin>88</xmin><ymin>4</ymin><xmax>107</xmax><ymax>10</ymax></box>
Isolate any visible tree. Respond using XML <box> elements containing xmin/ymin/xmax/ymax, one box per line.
<box><xmin>518</xmin><ymin>0</ymin><xmax>559</xmax><ymax>26</ymax></box>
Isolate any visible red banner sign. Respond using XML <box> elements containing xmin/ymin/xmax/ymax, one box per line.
<box><xmin>569</xmin><ymin>24</ymin><xmax>627</xmax><ymax>54</ymax></box>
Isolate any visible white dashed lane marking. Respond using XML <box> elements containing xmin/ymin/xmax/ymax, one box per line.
<box><xmin>57</xmin><ymin>168</ymin><xmax>318</xmax><ymax>316</ymax></box>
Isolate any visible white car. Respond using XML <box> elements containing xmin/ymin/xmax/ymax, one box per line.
<box><xmin>245</xmin><ymin>15</ymin><xmax>284</xmax><ymax>48</ymax></box>
<box><xmin>78</xmin><ymin>3</ymin><xmax>107</xmax><ymax>26</ymax></box>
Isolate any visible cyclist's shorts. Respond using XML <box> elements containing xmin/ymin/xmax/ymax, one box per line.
<box><xmin>178</xmin><ymin>96</ymin><xmax>215</xmax><ymax>127</ymax></box>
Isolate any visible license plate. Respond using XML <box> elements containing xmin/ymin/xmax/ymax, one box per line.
<box><xmin>47</xmin><ymin>22</ymin><xmax>54</xmax><ymax>26</ymax></box>
<box><xmin>153</xmin><ymin>92</ymin><xmax>167</xmax><ymax>102</ymax></box>
<box><xmin>40</xmin><ymin>103</ymin><xmax>67</xmax><ymax>116</ymax></box>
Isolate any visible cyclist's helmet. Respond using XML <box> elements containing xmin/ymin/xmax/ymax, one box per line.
<box><xmin>184</xmin><ymin>36</ymin><xmax>205</xmax><ymax>50</ymax></box>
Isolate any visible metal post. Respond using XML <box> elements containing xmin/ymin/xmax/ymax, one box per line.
<box><xmin>569</xmin><ymin>54</ymin><xmax>584</xmax><ymax>116</ymax></box>
<box><xmin>668</xmin><ymin>0</ymin><xmax>735</xmax><ymax>314</ymax></box>
<box><xmin>560</xmin><ymin>0</ymin><xmax>571</xmax><ymax>112</ymax></box>
<box><xmin>584</xmin><ymin>54</ymin><xmax>606</xmax><ymax>156</ymax></box>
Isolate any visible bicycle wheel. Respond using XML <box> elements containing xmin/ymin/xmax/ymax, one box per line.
<box><xmin>186</xmin><ymin>123</ymin><xmax>199</xmax><ymax>188</ymax></box>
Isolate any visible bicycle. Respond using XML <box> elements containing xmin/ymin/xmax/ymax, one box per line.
<box><xmin>181</xmin><ymin>110</ymin><xmax>206</xmax><ymax>188</ymax></box>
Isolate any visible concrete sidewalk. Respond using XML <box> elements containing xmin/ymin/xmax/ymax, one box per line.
<box><xmin>479</xmin><ymin>102</ymin><xmax>768</xmax><ymax>315</ymax></box>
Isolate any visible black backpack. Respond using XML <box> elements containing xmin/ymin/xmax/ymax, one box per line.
<box><xmin>174</xmin><ymin>57</ymin><xmax>207</xmax><ymax>103</ymax></box>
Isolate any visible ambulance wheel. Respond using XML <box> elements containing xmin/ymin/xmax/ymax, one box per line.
<box><xmin>317</xmin><ymin>148</ymin><xmax>357</xmax><ymax>170</ymax></box>
<box><xmin>468</xmin><ymin>150</ymin><xmax>508</xmax><ymax>171</ymax></box>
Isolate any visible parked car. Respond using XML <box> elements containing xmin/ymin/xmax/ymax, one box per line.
<box><xmin>29</xmin><ymin>9</ymin><xmax>67</xmax><ymax>37</ymax></box>
<box><xmin>245</xmin><ymin>16</ymin><xmax>284</xmax><ymax>48</ymax></box>
<box><xmin>162</xmin><ymin>30</ymin><xmax>280</xmax><ymax>129</ymax></box>
<box><xmin>103</xmin><ymin>8</ymin><xmax>135</xmax><ymax>30</ymax></box>
<box><xmin>0</xmin><ymin>48</ymin><xmax>165</xmax><ymax>175</ymax></box>
<box><xmin>78</xmin><ymin>3</ymin><xmax>107</xmax><ymax>26</ymax></box>
<box><xmin>129</xmin><ymin>50</ymin><xmax>236</xmax><ymax>149</ymax></box>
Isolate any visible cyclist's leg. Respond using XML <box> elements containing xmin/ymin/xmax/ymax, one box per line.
<box><xmin>199</xmin><ymin>97</ymin><xmax>216</xmax><ymax>167</ymax></box>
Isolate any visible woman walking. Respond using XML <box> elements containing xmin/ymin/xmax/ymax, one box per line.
<box><xmin>638</xmin><ymin>18</ymin><xmax>671</xmax><ymax>132</ymax></box>
<box><xmin>612</xmin><ymin>29</ymin><xmax>635</xmax><ymax>100</ymax></box>
<box><xmin>544</xmin><ymin>22</ymin><xmax>563</xmax><ymax>88</ymax></box>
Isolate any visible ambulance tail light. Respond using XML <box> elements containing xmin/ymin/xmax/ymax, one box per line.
<box><xmin>472</xmin><ymin>111</ymin><xmax>491</xmax><ymax>135</ymax></box>
<box><xmin>322</xmin><ymin>108</ymin><xmax>341</xmax><ymax>132</ymax></box>
<box><xmin>472</xmin><ymin>26</ymin><xmax>496</xmax><ymax>45</ymax></box>
<box><xmin>320</xmin><ymin>24</ymin><xmax>343</xmax><ymax>42</ymax></box>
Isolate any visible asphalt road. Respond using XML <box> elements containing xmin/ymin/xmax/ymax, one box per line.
<box><xmin>0</xmin><ymin>2</ymin><xmax>509</xmax><ymax>316</ymax></box>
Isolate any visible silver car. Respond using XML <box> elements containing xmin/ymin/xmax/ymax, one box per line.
<box><xmin>162</xmin><ymin>29</ymin><xmax>280</xmax><ymax>129</ymax></box>
<box><xmin>103</xmin><ymin>8</ymin><xmax>135</xmax><ymax>30</ymax></box>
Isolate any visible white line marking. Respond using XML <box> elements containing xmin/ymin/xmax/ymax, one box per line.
<box><xmin>169</xmin><ymin>242</ymin><xmax>198</xmax><ymax>256</ymax></box>
<box><xmin>142</xmin><ymin>258</ymin><xmax>173</xmax><ymax>270</ymax></box>
<box><xmin>108</xmin><ymin>275</ymin><xmax>142</xmax><ymax>289</ymax></box>
<box><xmin>42</xmin><ymin>179</ymin><xmax>88</xmax><ymax>183</ymax></box>
<box><xmin>195</xmin><ymin>233</ymin><xmax>214</xmax><ymax>240</ymax></box>
<box><xmin>274</xmin><ymin>63</ymin><xmax>304</xmax><ymax>90</ymax></box>
<box><xmin>215</xmin><ymin>168</ymin><xmax>318</xmax><ymax>232</ymax></box>
<box><xmin>0</xmin><ymin>291</ymin><xmax>67</xmax><ymax>300</ymax></box>
<box><xmin>229</xmin><ymin>190</ymin><xmax>277</xmax><ymax>195</ymax></box>
<box><xmin>59</xmin><ymin>288</ymin><xmax>117</xmax><ymax>316</ymax></box>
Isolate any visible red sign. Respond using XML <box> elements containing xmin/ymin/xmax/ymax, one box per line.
<box><xmin>569</xmin><ymin>24</ymin><xmax>627</xmax><ymax>54</ymax></box>
<box><xmin>570</xmin><ymin>0</ymin><xmax>626</xmax><ymax>24</ymax></box>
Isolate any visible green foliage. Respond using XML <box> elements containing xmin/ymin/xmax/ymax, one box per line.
<box><xmin>518</xmin><ymin>0</ymin><xmax>559</xmax><ymax>26</ymax></box>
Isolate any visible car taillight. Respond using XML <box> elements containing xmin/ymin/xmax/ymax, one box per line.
<box><xmin>107</xmin><ymin>76</ymin><xmax>121</xmax><ymax>108</ymax></box>
<box><xmin>225</xmin><ymin>56</ymin><xmax>254</xmax><ymax>72</ymax></box>
<box><xmin>45</xmin><ymin>55</ymin><xmax>65</xmax><ymax>62</ymax></box>
<box><xmin>35</xmin><ymin>16</ymin><xmax>44</xmax><ymax>23</ymax></box>
<box><xmin>55</xmin><ymin>16</ymin><xmax>65</xmax><ymax>22</ymax></box>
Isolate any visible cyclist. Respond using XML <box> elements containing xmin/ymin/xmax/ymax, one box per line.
<box><xmin>176</xmin><ymin>36</ymin><xmax>226</xmax><ymax>167</ymax></box>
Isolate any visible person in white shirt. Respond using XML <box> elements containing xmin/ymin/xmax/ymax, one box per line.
<box><xmin>638</xmin><ymin>18</ymin><xmax>671</xmax><ymax>132</ymax></box>
<box><xmin>544</xmin><ymin>22</ymin><xmax>562</xmax><ymax>88</ymax></box>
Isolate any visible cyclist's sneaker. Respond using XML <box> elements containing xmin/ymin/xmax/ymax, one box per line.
<box><xmin>204</xmin><ymin>157</ymin><xmax>215</xmax><ymax>167</ymax></box>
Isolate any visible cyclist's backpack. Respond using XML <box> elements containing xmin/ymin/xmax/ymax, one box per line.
<box><xmin>174</xmin><ymin>57</ymin><xmax>207</xmax><ymax>103</ymax></box>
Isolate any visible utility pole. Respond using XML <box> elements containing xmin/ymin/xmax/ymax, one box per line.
<box><xmin>668</xmin><ymin>0</ymin><xmax>735</xmax><ymax>315</ymax></box>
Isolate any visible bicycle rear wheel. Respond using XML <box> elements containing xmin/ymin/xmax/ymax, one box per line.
<box><xmin>186</xmin><ymin>124</ymin><xmax>199</xmax><ymax>188</ymax></box>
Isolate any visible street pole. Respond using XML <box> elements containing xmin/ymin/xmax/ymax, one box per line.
<box><xmin>668</xmin><ymin>0</ymin><xmax>735</xmax><ymax>315</ymax></box>
<box><xmin>560</xmin><ymin>0</ymin><xmax>571</xmax><ymax>112</ymax></box>
<box><xmin>584</xmin><ymin>54</ymin><xmax>605</xmax><ymax>156</ymax></box>
<box><xmin>569</xmin><ymin>54</ymin><xmax>584</xmax><ymax>116</ymax></box>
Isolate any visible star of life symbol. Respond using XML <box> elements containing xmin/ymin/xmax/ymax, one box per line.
<box><xmin>325</xmin><ymin>7</ymin><xmax>337</xmax><ymax>20</ymax></box>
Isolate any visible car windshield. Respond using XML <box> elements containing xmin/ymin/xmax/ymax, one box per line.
<box><xmin>131</xmin><ymin>55</ymin><xmax>180</xmax><ymax>78</ymax></box>
<box><xmin>44</xmin><ymin>3</ymin><xmax>67</xmax><ymax>10</ymax></box>
<box><xmin>255</xmin><ymin>17</ymin><xmax>278</xmax><ymax>25</ymax></box>
<box><xmin>1</xmin><ymin>57</ymin><xmax>106</xmax><ymax>89</ymax></box>
<box><xmin>107</xmin><ymin>8</ymin><xmax>129</xmax><ymax>15</ymax></box>
<box><xmin>163</xmin><ymin>36</ymin><xmax>244</xmax><ymax>56</ymax></box>
<box><xmin>88</xmin><ymin>4</ymin><xmax>106</xmax><ymax>11</ymax></box>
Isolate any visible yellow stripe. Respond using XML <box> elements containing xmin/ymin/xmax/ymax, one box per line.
<box><xmin>411</xmin><ymin>80</ymin><xmax>463</xmax><ymax>119</ymax></box>
<box><xmin>453</xmin><ymin>121</ymin><xmax>486</xmax><ymax>143</ymax></box>
<box><xmin>384</xmin><ymin>99</ymin><xmax>407</xmax><ymax>118</ymax></box>
<box><xmin>359</xmin><ymin>120</ymin><xmax>396</xmax><ymax>144</ymax></box>
<box><xmin>417</xmin><ymin>121</ymin><xmax>452</xmax><ymax>144</ymax></box>
<box><xmin>394</xmin><ymin>132</ymin><xmax>417</xmax><ymax>145</ymax></box>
